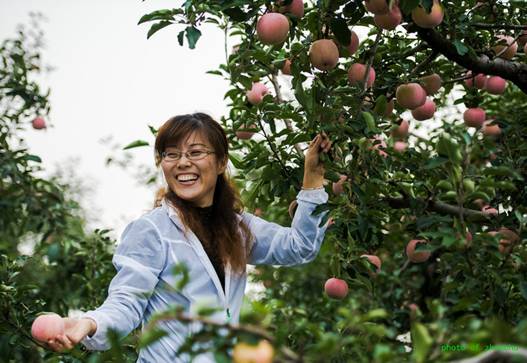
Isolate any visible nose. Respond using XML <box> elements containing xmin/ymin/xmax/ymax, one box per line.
<box><xmin>176</xmin><ymin>155</ymin><xmax>192</xmax><ymax>167</ymax></box>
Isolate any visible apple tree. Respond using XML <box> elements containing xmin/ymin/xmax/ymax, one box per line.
<box><xmin>135</xmin><ymin>0</ymin><xmax>527</xmax><ymax>361</ymax></box>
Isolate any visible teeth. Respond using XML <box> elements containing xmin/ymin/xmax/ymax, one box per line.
<box><xmin>177</xmin><ymin>174</ymin><xmax>199</xmax><ymax>181</ymax></box>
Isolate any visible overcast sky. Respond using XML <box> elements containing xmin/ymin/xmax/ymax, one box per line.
<box><xmin>0</xmin><ymin>0</ymin><xmax>233</xmax><ymax>241</ymax></box>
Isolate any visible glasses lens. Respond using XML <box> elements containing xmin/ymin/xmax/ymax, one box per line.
<box><xmin>188</xmin><ymin>150</ymin><xmax>207</xmax><ymax>160</ymax></box>
<box><xmin>163</xmin><ymin>152</ymin><xmax>181</xmax><ymax>161</ymax></box>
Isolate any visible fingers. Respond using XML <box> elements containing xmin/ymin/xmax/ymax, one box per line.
<box><xmin>310</xmin><ymin>133</ymin><xmax>332</xmax><ymax>153</ymax></box>
<box><xmin>47</xmin><ymin>334</ymin><xmax>75</xmax><ymax>352</ymax></box>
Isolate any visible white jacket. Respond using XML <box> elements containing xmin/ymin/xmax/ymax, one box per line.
<box><xmin>80</xmin><ymin>188</ymin><xmax>329</xmax><ymax>362</ymax></box>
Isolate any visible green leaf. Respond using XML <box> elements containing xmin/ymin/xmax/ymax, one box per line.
<box><xmin>148</xmin><ymin>125</ymin><xmax>158</xmax><ymax>136</ymax></box>
<box><xmin>123</xmin><ymin>140</ymin><xmax>149</xmax><ymax>150</ymax></box>
<box><xmin>138</xmin><ymin>328</ymin><xmax>168</xmax><ymax>348</ymax></box>
<box><xmin>453</xmin><ymin>40</ymin><xmax>469</xmax><ymax>56</ymax></box>
<box><xmin>343</xmin><ymin>1</ymin><xmax>366</xmax><ymax>24</ymax></box>
<box><xmin>177</xmin><ymin>30</ymin><xmax>185</xmax><ymax>46</ymax></box>
<box><xmin>185</xmin><ymin>26</ymin><xmax>202</xmax><ymax>49</ymax></box>
<box><xmin>172</xmin><ymin>263</ymin><xmax>190</xmax><ymax>290</ymax></box>
<box><xmin>222</xmin><ymin>7</ymin><xmax>248</xmax><ymax>22</ymax></box>
<box><xmin>373</xmin><ymin>95</ymin><xmax>387</xmax><ymax>116</ymax></box>
<box><xmin>213</xmin><ymin>352</ymin><xmax>231</xmax><ymax>363</ymax></box>
<box><xmin>330</xmin><ymin>17</ymin><xmax>351</xmax><ymax>46</ymax></box>
<box><xmin>147</xmin><ymin>21</ymin><xmax>172</xmax><ymax>39</ymax></box>
<box><xmin>362</xmin><ymin>111</ymin><xmax>376</xmax><ymax>132</ymax></box>
<box><xmin>24</xmin><ymin>154</ymin><xmax>42</xmax><ymax>163</ymax></box>
<box><xmin>400</xmin><ymin>0</ymin><xmax>420</xmax><ymax>14</ymax></box>
<box><xmin>436</xmin><ymin>134</ymin><xmax>462</xmax><ymax>164</ymax></box>
<box><xmin>364</xmin><ymin>309</ymin><xmax>388</xmax><ymax>320</ymax></box>
<box><xmin>138</xmin><ymin>9</ymin><xmax>181</xmax><ymax>24</ymax></box>
<box><xmin>411</xmin><ymin>322</ymin><xmax>432</xmax><ymax>363</ymax></box>
<box><xmin>520</xmin><ymin>281</ymin><xmax>527</xmax><ymax>301</ymax></box>
<box><xmin>424</xmin><ymin>156</ymin><xmax>448</xmax><ymax>170</ymax></box>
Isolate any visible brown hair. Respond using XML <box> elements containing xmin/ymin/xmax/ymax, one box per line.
<box><xmin>154</xmin><ymin>113</ymin><xmax>254</xmax><ymax>274</ymax></box>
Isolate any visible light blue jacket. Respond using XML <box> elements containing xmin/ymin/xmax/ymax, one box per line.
<box><xmin>80</xmin><ymin>188</ymin><xmax>328</xmax><ymax>362</ymax></box>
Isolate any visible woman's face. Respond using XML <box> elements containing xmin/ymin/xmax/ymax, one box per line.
<box><xmin>161</xmin><ymin>131</ymin><xmax>226</xmax><ymax>207</ymax></box>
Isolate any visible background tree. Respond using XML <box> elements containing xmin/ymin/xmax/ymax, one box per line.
<box><xmin>0</xmin><ymin>17</ymin><xmax>138</xmax><ymax>362</ymax></box>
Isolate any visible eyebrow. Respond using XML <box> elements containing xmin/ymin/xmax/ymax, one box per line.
<box><xmin>166</xmin><ymin>143</ymin><xmax>208</xmax><ymax>150</ymax></box>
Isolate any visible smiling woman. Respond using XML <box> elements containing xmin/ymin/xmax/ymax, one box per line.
<box><xmin>33</xmin><ymin>112</ymin><xmax>333</xmax><ymax>363</ymax></box>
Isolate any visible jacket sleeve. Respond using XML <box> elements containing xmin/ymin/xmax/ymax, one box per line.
<box><xmin>246</xmin><ymin>188</ymin><xmax>329</xmax><ymax>266</ymax></box>
<box><xmin>79</xmin><ymin>217</ymin><xmax>167</xmax><ymax>351</ymax></box>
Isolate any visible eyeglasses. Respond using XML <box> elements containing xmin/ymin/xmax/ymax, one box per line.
<box><xmin>161</xmin><ymin>149</ymin><xmax>215</xmax><ymax>162</ymax></box>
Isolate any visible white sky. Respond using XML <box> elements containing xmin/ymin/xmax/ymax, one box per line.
<box><xmin>0</xmin><ymin>0</ymin><xmax>233</xmax><ymax>241</ymax></box>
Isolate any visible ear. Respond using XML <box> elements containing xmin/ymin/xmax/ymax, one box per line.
<box><xmin>218</xmin><ymin>156</ymin><xmax>228</xmax><ymax>175</ymax></box>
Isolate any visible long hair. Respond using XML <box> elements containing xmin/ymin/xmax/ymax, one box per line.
<box><xmin>153</xmin><ymin>113</ymin><xmax>254</xmax><ymax>274</ymax></box>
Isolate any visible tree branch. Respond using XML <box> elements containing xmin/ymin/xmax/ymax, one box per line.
<box><xmin>413</xmin><ymin>27</ymin><xmax>527</xmax><ymax>93</ymax></box>
<box><xmin>269</xmin><ymin>73</ymin><xmax>304</xmax><ymax>157</ymax></box>
<box><xmin>385</xmin><ymin>197</ymin><xmax>492</xmax><ymax>222</ymax></box>
<box><xmin>472</xmin><ymin>23</ymin><xmax>527</xmax><ymax>30</ymax></box>
<box><xmin>150</xmin><ymin>310</ymin><xmax>301</xmax><ymax>362</ymax></box>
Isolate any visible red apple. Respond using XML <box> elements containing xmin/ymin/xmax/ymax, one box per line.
<box><xmin>464</xmin><ymin>71</ymin><xmax>487</xmax><ymax>89</ymax></box>
<box><xmin>32</xmin><ymin>117</ymin><xmax>46</xmax><ymax>130</ymax></box>
<box><xmin>411</xmin><ymin>99</ymin><xmax>436</xmax><ymax>121</ymax></box>
<box><xmin>396</xmin><ymin>83</ymin><xmax>427</xmax><ymax>110</ymax></box>
<box><xmin>31</xmin><ymin>313</ymin><xmax>65</xmax><ymax>342</ymax></box>
<box><xmin>309</xmin><ymin>39</ymin><xmax>339</xmax><ymax>71</ymax></box>
<box><xmin>406</xmin><ymin>239</ymin><xmax>431</xmax><ymax>263</ymax></box>
<box><xmin>393</xmin><ymin>141</ymin><xmax>407</xmax><ymax>153</ymax></box>
<box><xmin>419</xmin><ymin>73</ymin><xmax>442</xmax><ymax>95</ymax></box>
<box><xmin>256</xmin><ymin>13</ymin><xmax>289</xmax><ymax>45</ymax></box>
<box><xmin>324</xmin><ymin>277</ymin><xmax>349</xmax><ymax>299</ymax></box>
<box><xmin>348</xmin><ymin>63</ymin><xmax>376</xmax><ymax>88</ymax></box>
<box><xmin>360</xmin><ymin>254</ymin><xmax>382</xmax><ymax>274</ymax></box>
<box><xmin>411</xmin><ymin>0</ymin><xmax>444</xmax><ymax>28</ymax></box>
<box><xmin>485</xmin><ymin>76</ymin><xmax>507</xmax><ymax>94</ymax></box>
<box><xmin>281</xmin><ymin>0</ymin><xmax>304</xmax><ymax>19</ymax></box>
<box><xmin>235</xmin><ymin>123</ymin><xmax>257</xmax><ymax>140</ymax></box>
<box><xmin>364</xmin><ymin>0</ymin><xmax>389</xmax><ymax>14</ymax></box>
<box><xmin>247</xmin><ymin>82</ymin><xmax>269</xmax><ymax>105</ymax></box>
<box><xmin>374</xmin><ymin>5</ymin><xmax>402</xmax><ymax>30</ymax></box>
<box><xmin>282</xmin><ymin>59</ymin><xmax>292</xmax><ymax>75</ymax></box>
<box><xmin>463</xmin><ymin>108</ymin><xmax>486</xmax><ymax>128</ymax></box>
<box><xmin>392</xmin><ymin>119</ymin><xmax>409</xmax><ymax>139</ymax></box>
<box><xmin>347</xmin><ymin>31</ymin><xmax>360</xmax><ymax>55</ymax></box>
<box><xmin>492</xmin><ymin>35</ymin><xmax>518</xmax><ymax>60</ymax></box>
<box><xmin>482</xmin><ymin>122</ymin><xmax>501</xmax><ymax>137</ymax></box>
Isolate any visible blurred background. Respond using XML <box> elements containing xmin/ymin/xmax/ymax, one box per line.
<box><xmin>0</xmin><ymin>0</ymin><xmax>232</xmax><ymax>241</ymax></box>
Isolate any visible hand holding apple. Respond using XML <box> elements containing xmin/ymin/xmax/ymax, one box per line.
<box><xmin>32</xmin><ymin>314</ymin><xmax>97</xmax><ymax>352</ymax></box>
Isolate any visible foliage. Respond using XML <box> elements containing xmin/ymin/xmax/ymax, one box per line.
<box><xmin>0</xmin><ymin>18</ymin><xmax>137</xmax><ymax>362</ymax></box>
<box><xmin>134</xmin><ymin>0</ymin><xmax>527</xmax><ymax>361</ymax></box>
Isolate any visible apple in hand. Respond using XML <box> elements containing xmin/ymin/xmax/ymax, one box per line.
<box><xmin>31</xmin><ymin>313</ymin><xmax>65</xmax><ymax>342</ymax></box>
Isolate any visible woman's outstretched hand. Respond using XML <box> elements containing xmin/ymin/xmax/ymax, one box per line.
<box><xmin>32</xmin><ymin>315</ymin><xmax>96</xmax><ymax>352</ymax></box>
<box><xmin>303</xmin><ymin>132</ymin><xmax>332</xmax><ymax>189</ymax></box>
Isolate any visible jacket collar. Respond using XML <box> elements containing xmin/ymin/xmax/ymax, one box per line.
<box><xmin>159</xmin><ymin>197</ymin><xmax>238</xmax><ymax>304</ymax></box>
<box><xmin>160</xmin><ymin>197</ymin><xmax>242</xmax><ymax>229</ymax></box>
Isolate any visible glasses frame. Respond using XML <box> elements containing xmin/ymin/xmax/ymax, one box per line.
<box><xmin>161</xmin><ymin>149</ymin><xmax>215</xmax><ymax>162</ymax></box>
